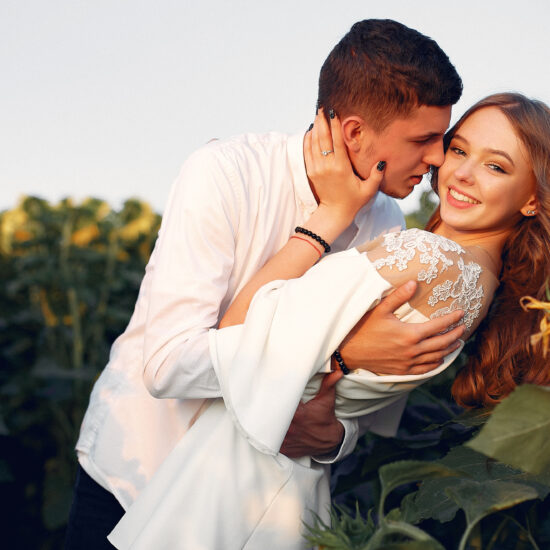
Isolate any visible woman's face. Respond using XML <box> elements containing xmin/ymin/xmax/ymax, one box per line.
<box><xmin>437</xmin><ymin>106</ymin><xmax>537</xmax><ymax>238</ymax></box>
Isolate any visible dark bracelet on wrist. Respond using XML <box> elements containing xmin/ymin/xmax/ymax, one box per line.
<box><xmin>333</xmin><ymin>349</ymin><xmax>350</xmax><ymax>375</ymax></box>
<box><xmin>294</xmin><ymin>226</ymin><xmax>331</xmax><ymax>254</ymax></box>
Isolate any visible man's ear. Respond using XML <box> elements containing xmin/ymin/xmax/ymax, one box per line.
<box><xmin>341</xmin><ymin>116</ymin><xmax>375</xmax><ymax>153</ymax></box>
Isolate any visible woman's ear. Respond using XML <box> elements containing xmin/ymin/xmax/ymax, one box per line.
<box><xmin>521</xmin><ymin>194</ymin><xmax>538</xmax><ymax>217</ymax></box>
<box><xmin>340</xmin><ymin>116</ymin><xmax>375</xmax><ymax>153</ymax></box>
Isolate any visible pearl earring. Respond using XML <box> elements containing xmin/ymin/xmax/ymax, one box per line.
<box><xmin>526</xmin><ymin>210</ymin><xmax>536</xmax><ymax>215</ymax></box>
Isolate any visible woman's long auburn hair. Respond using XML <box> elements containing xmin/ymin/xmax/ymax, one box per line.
<box><xmin>426</xmin><ymin>93</ymin><xmax>550</xmax><ymax>409</ymax></box>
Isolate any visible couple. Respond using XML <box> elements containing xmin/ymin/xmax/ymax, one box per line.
<box><xmin>66</xmin><ymin>19</ymin><xmax>550</xmax><ymax>550</ymax></box>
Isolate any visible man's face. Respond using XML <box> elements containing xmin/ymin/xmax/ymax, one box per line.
<box><xmin>349</xmin><ymin>105</ymin><xmax>452</xmax><ymax>199</ymax></box>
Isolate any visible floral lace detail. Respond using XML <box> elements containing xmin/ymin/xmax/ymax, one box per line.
<box><xmin>428</xmin><ymin>258</ymin><xmax>484</xmax><ymax>329</ymax></box>
<box><xmin>372</xmin><ymin>228</ymin><xmax>465</xmax><ymax>284</ymax></box>
<box><xmin>373</xmin><ymin>229</ymin><xmax>484</xmax><ymax>330</ymax></box>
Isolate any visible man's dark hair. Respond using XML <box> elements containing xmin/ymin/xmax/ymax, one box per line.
<box><xmin>318</xmin><ymin>19</ymin><xmax>462</xmax><ymax>131</ymax></box>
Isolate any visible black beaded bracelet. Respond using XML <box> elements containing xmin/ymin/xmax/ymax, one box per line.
<box><xmin>333</xmin><ymin>349</ymin><xmax>350</xmax><ymax>375</ymax></box>
<box><xmin>295</xmin><ymin>226</ymin><xmax>331</xmax><ymax>254</ymax></box>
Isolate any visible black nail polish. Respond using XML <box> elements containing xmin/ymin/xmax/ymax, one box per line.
<box><xmin>377</xmin><ymin>161</ymin><xmax>386</xmax><ymax>171</ymax></box>
<box><xmin>329</xmin><ymin>109</ymin><xmax>335</xmax><ymax>119</ymax></box>
<box><xmin>307</xmin><ymin>123</ymin><xmax>314</xmax><ymax>132</ymax></box>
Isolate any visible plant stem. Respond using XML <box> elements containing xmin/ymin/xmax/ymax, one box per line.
<box><xmin>503</xmin><ymin>513</ymin><xmax>541</xmax><ymax>550</ymax></box>
<box><xmin>486</xmin><ymin>515</ymin><xmax>509</xmax><ymax>550</ymax></box>
<box><xmin>458</xmin><ymin>521</ymin><xmax>476</xmax><ymax>550</ymax></box>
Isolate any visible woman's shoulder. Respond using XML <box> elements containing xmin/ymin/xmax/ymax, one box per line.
<box><xmin>365</xmin><ymin>228</ymin><xmax>468</xmax><ymax>281</ymax></box>
<box><xmin>377</xmin><ymin>227</ymin><xmax>464</xmax><ymax>250</ymax></box>
<box><xmin>362</xmin><ymin>228</ymin><xmax>498</xmax><ymax>333</ymax></box>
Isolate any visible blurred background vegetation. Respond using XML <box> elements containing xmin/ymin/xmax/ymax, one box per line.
<box><xmin>0</xmin><ymin>196</ymin><xmax>161</xmax><ymax>549</ymax></box>
<box><xmin>1</xmin><ymin>191</ymin><xmax>548</xmax><ymax>549</ymax></box>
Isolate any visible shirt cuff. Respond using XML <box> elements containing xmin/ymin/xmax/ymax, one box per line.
<box><xmin>312</xmin><ymin>417</ymin><xmax>359</xmax><ymax>464</ymax></box>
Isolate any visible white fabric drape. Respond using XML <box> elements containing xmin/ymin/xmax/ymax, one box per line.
<box><xmin>109</xmin><ymin>250</ymin><xmax>462</xmax><ymax>549</ymax></box>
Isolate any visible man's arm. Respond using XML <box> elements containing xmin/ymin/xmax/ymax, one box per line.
<box><xmin>141</xmin><ymin>146</ymin><xmax>239</xmax><ymax>399</ymax></box>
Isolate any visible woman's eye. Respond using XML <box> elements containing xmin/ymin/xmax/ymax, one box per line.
<box><xmin>488</xmin><ymin>163</ymin><xmax>506</xmax><ymax>174</ymax></box>
<box><xmin>450</xmin><ymin>146</ymin><xmax>465</xmax><ymax>156</ymax></box>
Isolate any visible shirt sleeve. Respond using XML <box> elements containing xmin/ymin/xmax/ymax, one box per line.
<box><xmin>142</xmin><ymin>146</ymin><xmax>241</xmax><ymax>399</ymax></box>
<box><xmin>312</xmin><ymin>417</ymin><xmax>359</xmax><ymax>464</ymax></box>
<box><xmin>313</xmin><ymin>392</ymin><xmax>410</xmax><ymax>463</ymax></box>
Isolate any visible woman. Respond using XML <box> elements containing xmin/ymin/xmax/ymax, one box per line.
<box><xmin>109</xmin><ymin>93</ymin><xmax>550</xmax><ymax>549</ymax></box>
<box><xmin>431</xmin><ymin>96</ymin><xmax>550</xmax><ymax>408</ymax></box>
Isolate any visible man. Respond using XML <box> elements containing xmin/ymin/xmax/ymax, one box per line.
<box><xmin>66</xmin><ymin>19</ymin><xmax>464</xmax><ymax>549</ymax></box>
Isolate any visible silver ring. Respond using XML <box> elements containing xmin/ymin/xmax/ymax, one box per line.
<box><xmin>321</xmin><ymin>149</ymin><xmax>334</xmax><ymax>156</ymax></box>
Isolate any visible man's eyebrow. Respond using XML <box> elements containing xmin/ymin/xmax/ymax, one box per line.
<box><xmin>453</xmin><ymin>133</ymin><xmax>515</xmax><ymax>166</ymax></box>
<box><xmin>411</xmin><ymin>131</ymin><xmax>444</xmax><ymax>140</ymax></box>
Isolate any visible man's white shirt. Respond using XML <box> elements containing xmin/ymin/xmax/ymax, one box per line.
<box><xmin>76</xmin><ymin>131</ymin><xmax>405</xmax><ymax>509</ymax></box>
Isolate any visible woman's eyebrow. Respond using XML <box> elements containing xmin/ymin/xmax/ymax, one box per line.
<box><xmin>488</xmin><ymin>149</ymin><xmax>515</xmax><ymax>166</ymax></box>
<box><xmin>452</xmin><ymin>133</ymin><xmax>515</xmax><ymax>166</ymax></box>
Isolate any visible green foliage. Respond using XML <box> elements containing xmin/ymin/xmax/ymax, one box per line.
<box><xmin>447</xmin><ymin>480</ymin><xmax>540</xmax><ymax>550</ymax></box>
<box><xmin>468</xmin><ymin>385</ymin><xmax>550</xmax><ymax>475</ymax></box>
<box><xmin>378</xmin><ymin>460</ymin><xmax>459</xmax><ymax>519</ymax></box>
<box><xmin>364</xmin><ymin>520</ymin><xmax>445</xmax><ymax>550</ymax></box>
<box><xmin>401</xmin><ymin>446</ymin><xmax>550</xmax><ymax>526</ymax></box>
<box><xmin>304</xmin><ymin>505</ymin><xmax>376</xmax><ymax>549</ymax></box>
<box><xmin>404</xmin><ymin>190</ymin><xmax>439</xmax><ymax>229</ymax></box>
<box><xmin>0</xmin><ymin>196</ymin><xmax>160</xmax><ymax>549</ymax></box>
<box><xmin>313</xmin><ymin>383</ymin><xmax>550</xmax><ymax>550</ymax></box>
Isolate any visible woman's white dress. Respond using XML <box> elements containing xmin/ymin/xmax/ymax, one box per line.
<box><xmin>108</xmin><ymin>229</ymin><xmax>494</xmax><ymax>550</ymax></box>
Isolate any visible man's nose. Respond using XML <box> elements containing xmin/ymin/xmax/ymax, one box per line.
<box><xmin>423</xmin><ymin>141</ymin><xmax>445</xmax><ymax>168</ymax></box>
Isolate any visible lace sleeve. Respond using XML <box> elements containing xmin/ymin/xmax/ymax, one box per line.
<box><xmin>365</xmin><ymin>228</ymin><xmax>498</xmax><ymax>334</ymax></box>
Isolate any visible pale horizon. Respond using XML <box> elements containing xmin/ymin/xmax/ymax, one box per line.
<box><xmin>2</xmin><ymin>0</ymin><xmax>549</xmax><ymax>215</ymax></box>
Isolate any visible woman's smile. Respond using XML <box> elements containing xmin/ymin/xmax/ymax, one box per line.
<box><xmin>447</xmin><ymin>186</ymin><xmax>481</xmax><ymax>207</ymax></box>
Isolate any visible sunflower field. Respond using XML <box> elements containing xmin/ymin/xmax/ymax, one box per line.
<box><xmin>0</xmin><ymin>196</ymin><xmax>160</xmax><ymax>549</ymax></box>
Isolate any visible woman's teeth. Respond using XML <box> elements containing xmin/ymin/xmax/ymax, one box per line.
<box><xmin>449</xmin><ymin>188</ymin><xmax>479</xmax><ymax>204</ymax></box>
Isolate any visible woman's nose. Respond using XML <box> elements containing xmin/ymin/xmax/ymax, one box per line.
<box><xmin>454</xmin><ymin>160</ymin><xmax>475</xmax><ymax>183</ymax></box>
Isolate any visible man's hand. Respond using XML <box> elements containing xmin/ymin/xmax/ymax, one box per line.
<box><xmin>280</xmin><ymin>370</ymin><xmax>344</xmax><ymax>458</ymax></box>
<box><xmin>340</xmin><ymin>280</ymin><xmax>466</xmax><ymax>375</ymax></box>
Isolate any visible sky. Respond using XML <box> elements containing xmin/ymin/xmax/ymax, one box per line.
<box><xmin>2</xmin><ymin>0</ymin><xmax>550</xmax><ymax>215</ymax></box>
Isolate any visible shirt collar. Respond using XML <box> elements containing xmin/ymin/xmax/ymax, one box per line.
<box><xmin>354</xmin><ymin>193</ymin><xmax>379</xmax><ymax>222</ymax></box>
